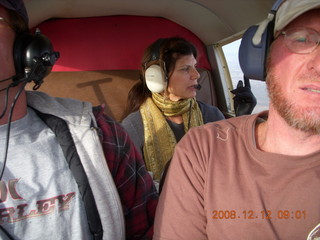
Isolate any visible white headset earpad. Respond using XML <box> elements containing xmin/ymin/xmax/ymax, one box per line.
<box><xmin>145</xmin><ymin>65</ymin><xmax>166</xmax><ymax>93</ymax></box>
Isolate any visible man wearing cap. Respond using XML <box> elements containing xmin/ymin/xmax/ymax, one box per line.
<box><xmin>153</xmin><ymin>0</ymin><xmax>320</xmax><ymax>239</ymax></box>
<box><xmin>0</xmin><ymin>0</ymin><xmax>158</xmax><ymax>239</ymax></box>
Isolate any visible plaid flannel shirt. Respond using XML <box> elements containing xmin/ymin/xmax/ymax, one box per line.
<box><xmin>93</xmin><ymin>107</ymin><xmax>158</xmax><ymax>240</ymax></box>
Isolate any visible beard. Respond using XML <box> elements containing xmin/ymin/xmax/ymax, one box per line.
<box><xmin>266</xmin><ymin>72</ymin><xmax>320</xmax><ymax>135</ymax></box>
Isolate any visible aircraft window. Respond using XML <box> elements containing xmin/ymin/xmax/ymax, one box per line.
<box><xmin>223</xmin><ymin>39</ymin><xmax>269</xmax><ymax>114</ymax></box>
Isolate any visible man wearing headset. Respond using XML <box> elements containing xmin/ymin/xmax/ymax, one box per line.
<box><xmin>0</xmin><ymin>1</ymin><xmax>158</xmax><ymax>239</ymax></box>
<box><xmin>153</xmin><ymin>0</ymin><xmax>320</xmax><ymax>239</ymax></box>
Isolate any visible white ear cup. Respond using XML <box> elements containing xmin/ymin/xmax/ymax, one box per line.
<box><xmin>145</xmin><ymin>65</ymin><xmax>166</xmax><ymax>93</ymax></box>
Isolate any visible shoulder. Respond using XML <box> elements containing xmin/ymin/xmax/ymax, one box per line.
<box><xmin>26</xmin><ymin>91</ymin><xmax>93</xmax><ymax>124</ymax></box>
<box><xmin>197</xmin><ymin>101</ymin><xmax>218</xmax><ymax>112</ymax></box>
<box><xmin>121</xmin><ymin>110</ymin><xmax>143</xmax><ymax>133</ymax></box>
<box><xmin>185</xmin><ymin>113</ymin><xmax>259</xmax><ymax>143</ymax></box>
<box><xmin>197</xmin><ymin>101</ymin><xmax>225</xmax><ymax>123</ymax></box>
<box><xmin>93</xmin><ymin>105</ymin><xmax>119</xmax><ymax>128</ymax></box>
<box><xmin>93</xmin><ymin>106</ymin><xmax>129</xmax><ymax>147</ymax></box>
<box><xmin>122</xmin><ymin>111</ymin><xmax>142</xmax><ymax>125</ymax></box>
<box><xmin>121</xmin><ymin>111</ymin><xmax>144</xmax><ymax>152</ymax></box>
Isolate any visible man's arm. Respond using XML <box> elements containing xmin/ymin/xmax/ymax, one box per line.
<box><xmin>93</xmin><ymin>107</ymin><xmax>158</xmax><ymax>240</ymax></box>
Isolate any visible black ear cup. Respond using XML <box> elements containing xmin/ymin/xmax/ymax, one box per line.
<box><xmin>13</xmin><ymin>29</ymin><xmax>59</xmax><ymax>88</ymax></box>
<box><xmin>238</xmin><ymin>21</ymin><xmax>274</xmax><ymax>81</ymax></box>
<box><xmin>145</xmin><ymin>38</ymin><xmax>167</xmax><ymax>93</ymax></box>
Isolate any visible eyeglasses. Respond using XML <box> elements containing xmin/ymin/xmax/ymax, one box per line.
<box><xmin>280</xmin><ymin>28</ymin><xmax>320</xmax><ymax>54</ymax></box>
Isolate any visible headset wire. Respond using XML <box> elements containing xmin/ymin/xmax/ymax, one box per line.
<box><xmin>0</xmin><ymin>80</ymin><xmax>27</xmax><ymax>180</ymax></box>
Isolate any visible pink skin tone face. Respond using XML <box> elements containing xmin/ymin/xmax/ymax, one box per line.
<box><xmin>0</xmin><ymin>6</ymin><xmax>28</xmax><ymax>125</ymax></box>
<box><xmin>266</xmin><ymin>9</ymin><xmax>320</xmax><ymax>133</ymax></box>
<box><xmin>0</xmin><ymin>6</ymin><xmax>16</xmax><ymax>107</ymax></box>
<box><xmin>0</xmin><ymin>5</ymin><xmax>16</xmax><ymax>89</ymax></box>
<box><xmin>166</xmin><ymin>54</ymin><xmax>200</xmax><ymax>102</ymax></box>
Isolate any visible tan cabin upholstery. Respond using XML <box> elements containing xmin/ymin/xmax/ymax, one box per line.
<box><xmin>196</xmin><ymin>68</ymin><xmax>218</xmax><ymax>107</ymax></box>
<box><xmin>26</xmin><ymin>68</ymin><xmax>217</xmax><ymax>122</ymax></box>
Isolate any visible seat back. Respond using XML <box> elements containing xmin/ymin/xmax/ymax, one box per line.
<box><xmin>26</xmin><ymin>70</ymin><xmax>139</xmax><ymax>121</ymax></box>
<box><xmin>26</xmin><ymin>68</ymin><xmax>217</xmax><ymax>122</ymax></box>
<box><xmin>197</xmin><ymin>68</ymin><xmax>218</xmax><ymax>107</ymax></box>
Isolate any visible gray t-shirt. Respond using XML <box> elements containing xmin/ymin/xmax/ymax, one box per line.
<box><xmin>0</xmin><ymin>108</ymin><xmax>92</xmax><ymax>240</ymax></box>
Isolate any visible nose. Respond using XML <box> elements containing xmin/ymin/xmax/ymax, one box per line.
<box><xmin>307</xmin><ymin>44</ymin><xmax>320</xmax><ymax>76</ymax></box>
<box><xmin>191</xmin><ymin>67</ymin><xmax>200</xmax><ymax>80</ymax></box>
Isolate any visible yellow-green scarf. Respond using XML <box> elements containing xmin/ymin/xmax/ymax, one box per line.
<box><xmin>140</xmin><ymin>93</ymin><xmax>203</xmax><ymax>181</ymax></box>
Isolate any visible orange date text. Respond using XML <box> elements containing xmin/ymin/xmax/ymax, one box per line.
<box><xmin>211</xmin><ymin>210</ymin><xmax>307</xmax><ymax>220</ymax></box>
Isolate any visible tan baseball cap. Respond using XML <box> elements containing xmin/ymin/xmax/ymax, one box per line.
<box><xmin>274</xmin><ymin>0</ymin><xmax>320</xmax><ymax>34</ymax></box>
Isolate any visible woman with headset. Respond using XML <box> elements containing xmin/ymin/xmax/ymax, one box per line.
<box><xmin>122</xmin><ymin>37</ymin><xmax>225</xmax><ymax>188</ymax></box>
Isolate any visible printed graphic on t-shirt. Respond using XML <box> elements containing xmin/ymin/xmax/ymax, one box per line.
<box><xmin>308</xmin><ymin>223</ymin><xmax>320</xmax><ymax>240</ymax></box>
<box><xmin>0</xmin><ymin>178</ymin><xmax>76</xmax><ymax>224</ymax></box>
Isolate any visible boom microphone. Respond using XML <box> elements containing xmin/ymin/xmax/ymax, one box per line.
<box><xmin>194</xmin><ymin>84</ymin><xmax>201</xmax><ymax>90</ymax></box>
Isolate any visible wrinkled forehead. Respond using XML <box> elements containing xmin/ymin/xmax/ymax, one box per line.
<box><xmin>175</xmin><ymin>54</ymin><xmax>197</xmax><ymax>66</ymax></box>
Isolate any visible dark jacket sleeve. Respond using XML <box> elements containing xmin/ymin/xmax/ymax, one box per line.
<box><xmin>93</xmin><ymin>106</ymin><xmax>159</xmax><ymax>240</ymax></box>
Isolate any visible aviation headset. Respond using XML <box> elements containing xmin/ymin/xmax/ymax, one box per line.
<box><xmin>145</xmin><ymin>38</ymin><xmax>168</xmax><ymax>93</ymax></box>
<box><xmin>12</xmin><ymin>28</ymin><xmax>60</xmax><ymax>89</ymax></box>
<box><xmin>238</xmin><ymin>0</ymin><xmax>284</xmax><ymax>81</ymax></box>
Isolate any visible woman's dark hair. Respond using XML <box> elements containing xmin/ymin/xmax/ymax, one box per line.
<box><xmin>7</xmin><ymin>8</ymin><xmax>29</xmax><ymax>34</ymax></box>
<box><xmin>123</xmin><ymin>37</ymin><xmax>198</xmax><ymax>118</ymax></box>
